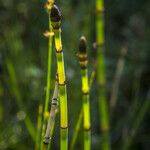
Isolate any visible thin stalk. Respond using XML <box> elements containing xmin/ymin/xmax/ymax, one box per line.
<box><xmin>96</xmin><ymin>0</ymin><xmax>111</xmax><ymax>149</ymax></box>
<box><xmin>50</xmin><ymin>5</ymin><xmax>68</xmax><ymax>150</ymax></box>
<box><xmin>35</xmin><ymin>104</ymin><xmax>43</xmax><ymax>150</ymax></box>
<box><xmin>70</xmin><ymin>109</ymin><xmax>83</xmax><ymax>150</ymax></box>
<box><xmin>41</xmin><ymin>1</ymin><xmax>54</xmax><ymax>149</ymax></box>
<box><xmin>70</xmin><ymin>68</ymin><xmax>96</xmax><ymax>150</ymax></box>
<box><xmin>78</xmin><ymin>36</ymin><xmax>91</xmax><ymax>150</ymax></box>
<box><xmin>112</xmin><ymin>70</ymin><xmax>142</xmax><ymax>142</ymax></box>
<box><xmin>47</xmin><ymin>120</ymin><xmax>55</xmax><ymax>150</ymax></box>
<box><xmin>122</xmin><ymin>90</ymin><xmax>150</xmax><ymax>150</ymax></box>
<box><xmin>110</xmin><ymin>46</ymin><xmax>128</xmax><ymax>113</ymax></box>
<box><xmin>6</xmin><ymin>59</ymin><xmax>36</xmax><ymax>141</ymax></box>
<box><xmin>43</xmin><ymin>80</ymin><xmax>59</xmax><ymax>149</ymax></box>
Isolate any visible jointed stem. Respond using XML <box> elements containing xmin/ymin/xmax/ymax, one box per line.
<box><xmin>35</xmin><ymin>104</ymin><xmax>43</xmax><ymax>150</ymax></box>
<box><xmin>78</xmin><ymin>36</ymin><xmax>91</xmax><ymax>150</ymax></box>
<box><xmin>41</xmin><ymin>4</ymin><xmax>54</xmax><ymax>149</ymax></box>
<box><xmin>70</xmin><ymin>109</ymin><xmax>83</xmax><ymax>150</ymax></box>
<box><xmin>70</xmin><ymin>68</ymin><xmax>95</xmax><ymax>150</ymax></box>
<box><xmin>96</xmin><ymin>0</ymin><xmax>111</xmax><ymax>149</ymax></box>
<box><xmin>50</xmin><ymin>5</ymin><xmax>68</xmax><ymax>150</ymax></box>
<box><xmin>43</xmin><ymin>79</ymin><xmax>59</xmax><ymax>149</ymax></box>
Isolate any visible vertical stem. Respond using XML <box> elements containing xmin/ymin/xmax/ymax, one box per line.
<box><xmin>50</xmin><ymin>5</ymin><xmax>68</xmax><ymax>150</ymax></box>
<box><xmin>70</xmin><ymin>109</ymin><xmax>83</xmax><ymax>150</ymax></box>
<box><xmin>43</xmin><ymin>80</ymin><xmax>59</xmax><ymax>149</ymax></box>
<box><xmin>78</xmin><ymin>36</ymin><xmax>91</xmax><ymax>150</ymax></box>
<box><xmin>70</xmin><ymin>68</ymin><xmax>96</xmax><ymax>150</ymax></box>
<box><xmin>35</xmin><ymin>104</ymin><xmax>43</xmax><ymax>150</ymax></box>
<box><xmin>110</xmin><ymin>46</ymin><xmax>128</xmax><ymax>113</ymax></box>
<box><xmin>41</xmin><ymin>10</ymin><xmax>53</xmax><ymax>150</ymax></box>
<box><xmin>96</xmin><ymin>0</ymin><xmax>111</xmax><ymax>149</ymax></box>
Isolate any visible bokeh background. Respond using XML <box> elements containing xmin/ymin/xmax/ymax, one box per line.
<box><xmin>0</xmin><ymin>0</ymin><xmax>150</xmax><ymax>149</ymax></box>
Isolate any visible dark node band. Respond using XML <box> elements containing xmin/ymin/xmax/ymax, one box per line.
<box><xmin>52</xmin><ymin>99</ymin><xmax>58</xmax><ymax>105</ymax></box>
<box><xmin>82</xmin><ymin>91</ymin><xmax>89</xmax><ymax>95</ymax></box>
<box><xmin>52</xmin><ymin>98</ymin><xmax>58</xmax><ymax>102</ymax></box>
<box><xmin>84</xmin><ymin>127</ymin><xmax>91</xmax><ymax>131</ymax></box>
<box><xmin>96</xmin><ymin>9</ymin><xmax>105</xmax><ymax>15</ymax></box>
<box><xmin>80</xmin><ymin>66</ymin><xmax>87</xmax><ymax>70</ymax></box>
<box><xmin>56</xmin><ymin>49</ymin><xmax>63</xmax><ymax>53</ymax></box>
<box><xmin>52</xmin><ymin>103</ymin><xmax>57</xmax><ymax>106</ymax></box>
<box><xmin>79</xmin><ymin>57</ymin><xmax>87</xmax><ymax>62</ymax></box>
<box><xmin>58</xmin><ymin>81</ymin><xmax>66</xmax><ymax>86</ymax></box>
<box><xmin>60</xmin><ymin>126</ymin><xmax>68</xmax><ymax>129</ymax></box>
<box><xmin>52</xmin><ymin>24</ymin><xmax>60</xmax><ymax>30</ymax></box>
<box><xmin>43</xmin><ymin>136</ymin><xmax>50</xmax><ymax>145</ymax></box>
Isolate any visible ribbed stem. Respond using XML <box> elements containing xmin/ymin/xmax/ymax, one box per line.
<box><xmin>41</xmin><ymin>11</ymin><xmax>53</xmax><ymax>150</ymax></box>
<box><xmin>70</xmin><ymin>109</ymin><xmax>83</xmax><ymax>150</ymax></box>
<box><xmin>96</xmin><ymin>0</ymin><xmax>111</xmax><ymax>149</ymax></box>
<box><xmin>50</xmin><ymin>5</ymin><xmax>68</xmax><ymax>150</ymax></box>
<box><xmin>78</xmin><ymin>36</ymin><xmax>91</xmax><ymax>150</ymax></box>
<box><xmin>70</xmin><ymin>68</ymin><xmax>95</xmax><ymax>150</ymax></box>
<box><xmin>35</xmin><ymin>104</ymin><xmax>43</xmax><ymax>150</ymax></box>
<box><xmin>43</xmin><ymin>80</ymin><xmax>59</xmax><ymax>149</ymax></box>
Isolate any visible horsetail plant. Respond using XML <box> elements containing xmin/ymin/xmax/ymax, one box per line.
<box><xmin>70</xmin><ymin>109</ymin><xmax>83</xmax><ymax>150</ymax></box>
<box><xmin>95</xmin><ymin>0</ymin><xmax>111</xmax><ymax>149</ymax></box>
<box><xmin>110</xmin><ymin>46</ymin><xmax>128</xmax><ymax>114</ymax></box>
<box><xmin>70</xmin><ymin>68</ymin><xmax>96</xmax><ymax>150</ymax></box>
<box><xmin>35</xmin><ymin>104</ymin><xmax>43</xmax><ymax>150</ymax></box>
<box><xmin>78</xmin><ymin>36</ymin><xmax>91</xmax><ymax>150</ymax></box>
<box><xmin>41</xmin><ymin>1</ymin><xmax>54</xmax><ymax>149</ymax></box>
<box><xmin>43</xmin><ymin>77</ymin><xmax>59</xmax><ymax>149</ymax></box>
<box><xmin>50</xmin><ymin>5</ymin><xmax>68</xmax><ymax>150</ymax></box>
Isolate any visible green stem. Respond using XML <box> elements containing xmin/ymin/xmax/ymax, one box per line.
<box><xmin>96</xmin><ymin>0</ymin><xmax>111</xmax><ymax>149</ymax></box>
<box><xmin>41</xmin><ymin>12</ymin><xmax>53</xmax><ymax>150</ymax></box>
<box><xmin>70</xmin><ymin>109</ymin><xmax>83</xmax><ymax>150</ymax></box>
<box><xmin>78</xmin><ymin>36</ymin><xmax>91</xmax><ymax>150</ymax></box>
<box><xmin>70</xmin><ymin>68</ymin><xmax>96</xmax><ymax>150</ymax></box>
<box><xmin>51</xmin><ymin>5</ymin><xmax>68</xmax><ymax>150</ymax></box>
<box><xmin>43</xmin><ymin>80</ymin><xmax>59</xmax><ymax>149</ymax></box>
<box><xmin>35</xmin><ymin>104</ymin><xmax>43</xmax><ymax>150</ymax></box>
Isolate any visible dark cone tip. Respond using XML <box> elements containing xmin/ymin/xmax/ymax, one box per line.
<box><xmin>79</xmin><ymin>36</ymin><xmax>87</xmax><ymax>54</ymax></box>
<box><xmin>50</xmin><ymin>5</ymin><xmax>61</xmax><ymax>22</ymax></box>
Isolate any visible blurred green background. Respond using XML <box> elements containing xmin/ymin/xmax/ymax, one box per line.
<box><xmin>0</xmin><ymin>0</ymin><xmax>150</xmax><ymax>149</ymax></box>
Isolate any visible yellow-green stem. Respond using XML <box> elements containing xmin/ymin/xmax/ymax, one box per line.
<box><xmin>70</xmin><ymin>68</ymin><xmax>95</xmax><ymax>150</ymax></box>
<box><xmin>96</xmin><ymin>0</ymin><xmax>111</xmax><ymax>149</ymax></box>
<box><xmin>70</xmin><ymin>109</ymin><xmax>83</xmax><ymax>150</ymax></box>
<box><xmin>41</xmin><ymin>12</ymin><xmax>53</xmax><ymax>150</ymax></box>
<box><xmin>50</xmin><ymin>5</ymin><xmax>68</xmax><ymax>150</ymax></box>
<box><xmin>81</xmin><ymin>69</ymin><xmax>91</xmax><ymax>150</ymax></box>
<box><xmin>35</xmin><ymin>104</ymin><xmax>43</xmax><ymax>150</ymax></box>
<box><xmin>78</xmin><ymin>36</ymin><xmax>91</xmax><ymax>150</ymax></box>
